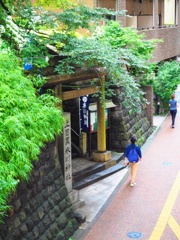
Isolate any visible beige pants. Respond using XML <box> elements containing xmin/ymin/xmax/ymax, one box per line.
<box><xmin>129</xmin><ymin>162</ymin><xmax>138</xmax><ymax>184</ymax></box>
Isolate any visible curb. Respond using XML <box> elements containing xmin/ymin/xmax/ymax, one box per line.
<box><xmin>141</xmin><ymin>113</ymin><xmax>169</xmax><ymax>154</ymax></box>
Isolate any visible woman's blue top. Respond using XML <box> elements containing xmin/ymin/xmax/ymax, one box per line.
<box><xmin>124</xmin><ymin>143</ymin><xmax>142</xmax><ymax>158</ymax></box>
<box><xmin>169</xmin><ymin>99</ymin><xmax>177</xmax><ymax>110</ymax></box>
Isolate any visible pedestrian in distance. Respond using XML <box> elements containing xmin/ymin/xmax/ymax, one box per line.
<box><xmin>169</xmin><ymin>93</ymin><xmax>178</xmax><ymax>128</ymax></box>
<box><xmin>124</xmin><ymin>136</ymin><xmax>142</xmax><ymax>187</ymax></box>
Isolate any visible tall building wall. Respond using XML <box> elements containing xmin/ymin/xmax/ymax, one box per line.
<box><xmin>144</xmin><ymin>27</ymin><xmax>180</xmax><ymax>62</ymax></box>
<box><xmin>84</xmin><ymin>0</ymin><xmax>180</xmax><ymax>62</ymax></box>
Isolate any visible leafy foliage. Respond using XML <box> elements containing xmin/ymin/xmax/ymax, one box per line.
<box><xmin>98</xmin><ymin>21</ymin><xmax>158</xmax><ymax>60</ymax></box>
<box><xmin>55</xmin><ymin>21</ymin><xmax>158</xmax><ymax>112</ymax></box>
<box><xmin>21</xmin><ymin>34</ymin><xmax>50</xmax><ymax>70</ymax></box>
<box><xmin>53</xmin><ymin>6</ymin><xmax>126</xmax><ymax>32</ymax></box>
<box><xmin>153</xmin><ymin>61</ymin><xmax>180</xmax><ymax>110</ymax></box>
<box><xmin>0</xmin><ymin>49</ymin><xmax>64</xmax><ymax>222</ymax></box>
<box><xmin>35</xmin><ymin>0</ymin><xmax>77</xmax><ymax>9</ymax></box>
<box><xmin>140</xmin><ymin>60</ymin><xmax>180</xmax><ymax>112</ymax></box>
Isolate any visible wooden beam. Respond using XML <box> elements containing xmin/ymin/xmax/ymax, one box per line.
<box><xmin>62</xmin><ymin>86</ymin><xmax>99</xmax><ymax>100</ymax></box>
<box><xmin>54</xmin><ymin>84</ymin><xmax>62</xmax><ymax>108</ymax></box>
<box><xmin>44</xmin><ymin>68</ymin><xmax>106</xmax><ymax>87</ymax></box>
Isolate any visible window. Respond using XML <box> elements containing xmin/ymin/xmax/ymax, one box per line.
<box><xmin>164</xmin><ymin>0</ymin><xmax>175</xmax><ymax>25</ymax></box>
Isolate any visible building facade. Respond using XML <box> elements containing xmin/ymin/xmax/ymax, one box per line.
<box><xmin>83</xmin><ymin>0</ymin><xmax>180</xmax><ymax>62</ymax></box>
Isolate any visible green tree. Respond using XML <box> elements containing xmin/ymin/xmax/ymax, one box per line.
<box><xmin>55</xmin><ymin>21</ymin><xmax>159</xmax><ymax>111</ymax></box>
<box><xmin>0</xmin><ymin>47</ymin><xmax>64</xmax><ymax>221</ymax></box>
<box><xmin>153</xmin><ymin>61</ymin><xmax>180</xmax><ymax>111</ymax></box>
<box><xmin>99</xmin><ymin>21</ymin><xmax>156</xmax><ymax>60</ymax></box>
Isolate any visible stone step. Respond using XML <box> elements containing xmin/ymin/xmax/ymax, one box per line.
<box><xmin>72</xmin><ymin>152</ymin><xmax>124</xmax><ymax>183</ymax></box>
<box><xmin>73</xmin><ymin>161</ymin><xmax>125</xmax><ymax>190</ymax></box>
<box><xmin>72</xmin><ymin>162</ymin><xmax>105</xmax><ymax>182</ymax></box>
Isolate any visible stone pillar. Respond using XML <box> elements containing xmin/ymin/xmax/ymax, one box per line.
<box><xmin>153</xmin><ymin>0</ymin><xmax>159</xmax><ymax>29</ymax></box>
<box><xmin>116</xmin><ymin>0</ymin><xmax>126</xmax><ymax>26</ymax></box>
<box><xmin>62</xmin><ymin>112</ymin><xmax>72</xmax><ymax>192</ymax></box>
<box><xmin>143</xmin><ymin>85</ymin><xmax>154</xmax><ymax>126</ymax></box>
<box><xmin>79</xmin><ymin>132</ymin><xmax>87</xmax><ymax>157</ymax></box>
<box><xmin>93</xmin><ymin>0</ymin><xmax>97</xmax><ymax>7</ymax></box>
<box><xmin>55</xmin><ymin>85</ymin><xmax>73</xmax><ymax>188</ymax></box>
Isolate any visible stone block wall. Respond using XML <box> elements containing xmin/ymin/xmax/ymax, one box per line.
<box><xmin>110</xmin><ymin>106</ymin><xmax>153</xmax><ymax>151</ymax></box>
<box><xmin>143</xmin><ymin>85</ymin><xmax>153</xmax><ymax>126</ymax></box>
<box><xmin>0</xmin><ymin>142</ymin><xmax>79</xmax><ymax>240</ymax></box>
<box><xmin>110</xmin><ymin>86</ymin><xmax>154</xmax><ymax>151</ymax></box>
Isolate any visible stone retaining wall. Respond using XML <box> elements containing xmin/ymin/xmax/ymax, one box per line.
<box><xmin>111</xmin><ymin>86</ymin><xmax>154</xmax><ymax>151</ymax></box>
<box><xmin>0</xmin><ymin>142</ymin><xmax>79</xmax><ymax>240</ymax></box>
<box><xmin>110</xmin><ymin>106</ymin><xmax>153</xmax><ymax>151</ymax></box>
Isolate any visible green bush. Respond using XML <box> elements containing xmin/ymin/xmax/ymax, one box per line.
<box><xmin>0</xmin><ymin>51</ymin><xmax>64</xmax><ymax>222</ymax></box>
<box><xmin>154</xmin><ymin>61</ymin><xmax>180</xmax><ymax>111</ymax></box>
<box><xmin>140</xmin><ymin>60</ymin><xmax>180</xmax><ymax>113</ymax></box>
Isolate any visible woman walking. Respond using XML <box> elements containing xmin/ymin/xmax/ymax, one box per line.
<box><xmin>124</xmin><ymin>136</ymin><xmax>142</xmax><ymax>187</ymax></box>
<box><xmin>169</xmin><ymin>93</ymin><xmax>178</xmax><ymax>128</ymax></box>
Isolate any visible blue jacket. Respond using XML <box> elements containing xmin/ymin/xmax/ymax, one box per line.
<box><xmin>124</xmin><ymin>143</ymin><xmax>142</xmax><ymax>159</ymax></box>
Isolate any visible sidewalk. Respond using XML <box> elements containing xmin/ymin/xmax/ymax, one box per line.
<box><xmin>72</xmin><ymin>114</ymin><xmax>168</xmax><ymax>240</ymax></box>
<box><xmin>73</xmin><ymin>111</ymin><xmax>180</xmax><ymax>239</ymax></box>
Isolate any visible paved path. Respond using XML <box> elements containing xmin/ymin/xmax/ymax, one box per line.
<box><xmin>76</xmin><ymin>113</ymin><xmax>180</xmax><ymax>240</ymax></box>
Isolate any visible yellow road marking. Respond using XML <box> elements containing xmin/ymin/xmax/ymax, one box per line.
<box><xmin>149</xmin><ymin>170</ymin><xmax>180</xmax><ymax>240</ymax></box>
<box><xmin>168</xmin><ymin>215</ymin><xmax>180</xmax><ymax>239</ymax></box>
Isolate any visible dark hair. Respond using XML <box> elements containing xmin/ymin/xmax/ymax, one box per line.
<box><xmin>172</xmin><ymin>94</ymin><xmax>175</xmax><ymax>99</ymax></box>
<box><xmin>130</xmin><ymin>136</ymin><xmax>137</xmax><ymax>144</ymax></box>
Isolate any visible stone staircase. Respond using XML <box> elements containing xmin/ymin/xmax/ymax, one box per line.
<box><xmin>72</xmin><ymin>152</ymin><xmax>125</xmax><ymax>190</ymax></box>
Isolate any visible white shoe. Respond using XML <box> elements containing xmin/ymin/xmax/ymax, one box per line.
<box><xmin>130</xmin><ymin>183</ymin><xmax>136</xmax><ymax>187</ymax></box>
